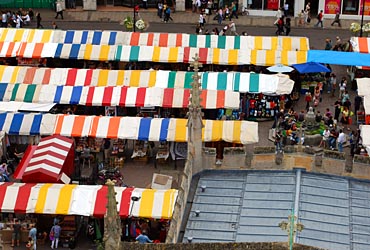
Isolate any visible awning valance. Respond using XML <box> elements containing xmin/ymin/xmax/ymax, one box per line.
<box><xmin>0</xmin><ymin>183</ymin><xmax>178</xmax><ymax>219</ymax></box>
<box><xmin>0</xmin><ymin>112</ymin><xmax>56</xmax><ymax>135</ymax></box>
<box><xmin>0</xmin><ymin>28</ymin><xmax>310</xmax><ymax>50</ymax></box>
<box><xmin>0</xmin><ymin>84</ymin><xmax>240</xmax><ymax>109</ymax></box>
<box><xmin>0</xmin><ymin>66</ymin><xmax>294</xmax><ymax>94</ymax></box>
<box><xmin>0</xmin><ymin>101</ymin><xmax>55</xmax><ymax>112</ymax></box>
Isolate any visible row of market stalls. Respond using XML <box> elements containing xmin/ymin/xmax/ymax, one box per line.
<box><xmin>0</xmin><ymin>29</ymin><xmax>309</xmax><ymax>245</ymax></box>
<box><xmin>0</xmin><ymin>42</ymin><xmax>307</xmax><ymax>65</ymax></box>
<box><xmin>0</xmin><ymin>182</ymin><xmax>177</xmax><ymax>219</ymax></box>
<box><xmin>0</xmin><ymin>113</ymin><xmax>258</xmax><ymax>144</ymax></box>
<box><xmin>0</xmin><ymin>29</ymin><xmax>309</xmax><ymax>50</ymax></box>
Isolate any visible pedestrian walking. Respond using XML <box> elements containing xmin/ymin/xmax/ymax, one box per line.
<box><xmin>305</xmin><ymin>92</ymin><xmax>312</xmax><ymax>111</ymax></box>
<box><xmin>199</xmin><ymin>13</ymin><xmax>205</xmax><ymax>28</ymax></box>
<box><xmin>217</xmin><ymin>7</ymin><xmax>223</xmax><ymax>24</ymax></box>
<box><xmin>331</xmin><ymin>73</ymin><xmax>337</xmax><ymax>97</ymax></box>
<box><xmin>229</xmin><ymin>21</ymin><xmax>238</xmax><ymax>36</ymax></box>
<box><xmin>156</xmin><ymin>0</ymin><xmax>163</xmax><ymax>18</ymax></box>
<box><xmin>50</xmin><ymin>223</ymin><xmax>62</xmax><ymax>249</ymax></box>
<box><xmin>275</xmin><ymin>17</ymin><xmax>284</xmax><ymax>35</ymax></box>
<box><xmin>274</xmin><ymin>130</ymin><xmax>283</xmax><ymax>153</ymax></box>
<box><xmin>331</xmin><ymin>11</ymin><xmax>341</xmax><ymax>27</ymax></box>
<box><xmin>11</xmin><ymin>219</ymin><xmax>21</xmax><ymax>247</ymax></box>
<box><xmin>339</xmin><ymin>77</ymin><xmax>347</xmax><ymax>98</ymax></box>
<box><xmin>28</xmin><ymin>224</ymin><xmax>37</xmax><ymax>250</ymax></box>
<box><xmin>283</xmin><ymin>2</ymin><xmax>289</xmax><ymax>17</ymax></box>
<box><xmin>55</xmin><ymin>2</ymin><xmax>64</xmax><ymax>19</ymax></box>
<box><xmin>36</xmin><ymin>12</ymin><xmax>43</xmax><ymax>28</ymax></box>
<box><xmin>314</xmin><ymin>10</ymin><xmax>324</xmax><ymax>28</ymax></box>
<box><xmin>324</xmin><ymin>38</ymin><xmax>332</xmax><ymax>50</ymax></box>
<box><xmin>1</xmin><ymin>11</ymin><xmax>8</xmax><ymax>27</ymax></box>
<box><xmin>52</xmin><ymin>21</ymin><xmax>58</xmax><ymax>29</ymax></box>
<box><xmin>341</xmin><ymin>106</ymin><xmax>350</xmax><ymax>131</ymax></box>
<box><xmin>285</xmin><ymin>17</ymin><xmax>291</xmax><ymax>36</ymax></box>
<box><xmin>163</xmin><ymin>6</ymin><xmax>173</xmax><ymax>22</ymax></box>
<box><xmin>349</xmin><ymin>130</ymin><xmax>358</xmax><ymax>156</ymax></box>
<box><xmin>229</xmin><ymin>1</ymin><xmax>238</xmax><ymax>20</ymax></box>
<box><xmin>337</xmin><ymin>129</ymin><xmax>346</xmax><ymax>152</ymax></box>
<box><xmin>354</xmin><ymin>93</ymin><xmax>362</xmax><ymax>116</ymax></box>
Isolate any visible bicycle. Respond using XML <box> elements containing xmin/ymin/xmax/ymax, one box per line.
<box><xmin>240</xmin><ymin>5</ymin><xmax>249</xmax><ymax>16</ymax></box>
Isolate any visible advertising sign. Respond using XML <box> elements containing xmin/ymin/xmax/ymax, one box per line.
<box><xmin>360</xmin><ymin>0</ymin><xmax>370</xmax><ymax>15</ymax></box>
<box><xmin>324</xmin><ymin>0</ymin><xmax>341</xmax><ymax>14</ymax></box>
<box><xmin>267</xmin><ymin>0</ymin><xmax>279</xmax><ymax>10</ymax></box>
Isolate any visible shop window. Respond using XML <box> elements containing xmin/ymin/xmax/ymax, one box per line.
<box><xmin>249</xmin><ymin>0</ymin><xmax>262</xmax><ymax>9</ymax></box>
<box><xmin>343</xmin><ymin>0</ymin><xmax>359</xmax><ymax>15</ymax></box>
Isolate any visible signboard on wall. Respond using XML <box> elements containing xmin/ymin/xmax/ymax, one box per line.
<box><xmin>267</xmin><ymin>0</ymin><xmax>279</xmax><ymax>10</ymax></box>
<box><xmin>360</xmin><ymin>0</ymin><xmax>370</xmax><ymax>15</ymax></box>
<box><xmin>324</xmin><ymin>0</ymin><xmax>341</xmax><ymax>14</ymax></box>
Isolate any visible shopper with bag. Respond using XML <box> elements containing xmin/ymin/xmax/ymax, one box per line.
<box><xmin>50</xmin><ymin>223</ymin><xmax>62</xmax><ymax>249</ymax></box>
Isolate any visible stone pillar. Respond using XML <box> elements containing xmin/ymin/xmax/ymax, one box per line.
<box><xmin>176</xmin><ymin>0</ymin><xmax>185</xmax><ymax>11</ymax></box>
<box><xmin>187</xmin><ymin>54</ymin><xmax>204</xmax><ymax>175</ymax></box>
<box><xmin>83</xmin><ymin>0</ymin><xmax>97</xmax><ymax>10</ymax></box>
<box><xmin>103</xmin><ymin>180</ymin><xmax>121</xmax><ymax>250</ymax></box>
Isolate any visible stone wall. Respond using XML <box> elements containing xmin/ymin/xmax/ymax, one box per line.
<box><xmin>351</xmin><ymin>155</ymin><xmax>370</xmax><ymax>179</ymax></box>
<box><xmin>167</xmin><ymin>147</ymin><xmax>215</xmax><ymax>243</ymax></box>
<box><xmin>166</xmin><ymin>155</ymin><xmax>192</xmax><ymax>243</ymax></box>
<box><xmin>121</xmin><ymin>242</ymin><xmax>325</xmax><ymax>250</ymax></box>
<box><xmin>220</xmin><ymin>147</ymin><xmax>247</xmax><ymax>169</ymax></box>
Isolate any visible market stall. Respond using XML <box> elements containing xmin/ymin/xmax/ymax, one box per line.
<box><xmin>0</xmin><ymin>182</ymin><xmax>178</xmax><ymax>219</ymax></box>
<box><xmin>0</xmin><ymin>65</ymin><xmax>294</xmax><ymax>94</ymax></box>
<box><xmin>0</xmin><ymin>84</ymin><xmax>240</xmax><ymax>109</ymax></box>
<box><xmin>13</xmin><ymin>135</ymin><xmax>74</xmax><ymax>184</ymax></box>
<box><xmin>0</xmin><ymin>28</ymin><xmax>310</xmax><ymax>51</ymax></box>
<box><xmin>355</xmin><ymin>77</ymin><xmax>370</xmax><ymax>124</ymax></box>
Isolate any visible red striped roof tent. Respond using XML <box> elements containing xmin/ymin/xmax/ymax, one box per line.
<box><xmin>14</xmin><ymin>135</ymin><xmax>74</xmax><ymax>184</ymax></box>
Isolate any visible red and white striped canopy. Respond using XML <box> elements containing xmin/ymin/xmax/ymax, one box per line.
<box><xmin>20</xmin><ymin>135</ymin><xmax>74</xmax><ymax>184</ymax></box>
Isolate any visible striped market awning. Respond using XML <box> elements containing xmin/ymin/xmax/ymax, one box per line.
<box><xmin>20</xmin><ymin>135</ymin><xmax>74</xmax><ymax>184</ymax></box>
<box><xmin>0</xmin><ymin>113</ymin><xmax>259</xmax><ymax>143</ymax></box>
<box><xmin>114</xmin><ymin>46</ymin><xmax>307</xmax><ymax>66</ymax></box>
<box><xmin>0</xmin><ymin>66</ymin><xmax>294</xmax><ymax>94</ymax></box>
<box><xmin>54</xmin><ymin>43</ymin><xmax>116</xmax><ymax>61</ymax></box>
<box><xmin>0</xmin><ymin>29</ymin><xmax>57</xmax><ymax>43</ymax></box>
<box><xmin>0</xmin><ymin>42</ymin><xmax>21</xmax><ymax>57</ymax></box>
<box><xmin>351</xmin><ymin>37</ymin><xmax>370</xmax><ymax>53</ymax></box>
<box><xmin>0</xmin><ymin>183</ymin><xmax>178</xmax><ymax>219</ymax></box>
<box><xmin>53</xmin><ymin>115</ymin><xmax>259</xmax><ymax>144</ymax></box>
<box><xmin>0</xmin><ymin>84</ymin><xmax>240</xmax><ymax>109</ymax></box>
<box><xmin>0</xmin><ymin>28</ymin><xmax>310</xmax><ymax>50</ymax></box>
<box><xmin>0</xmin><ymin>42</ymin><xmax>307</xmax><ymax>66</ymax></box>
<box><xmin>0</xmin><ymin>112</ymin><xmax>56</xmax><ymax>135</ymax></box>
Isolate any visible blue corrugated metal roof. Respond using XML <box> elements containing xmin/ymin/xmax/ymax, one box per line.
<box><xmin>182</xmin><ymin>170</ymin><xmax>370</xmax><ymax>250</ymax></box>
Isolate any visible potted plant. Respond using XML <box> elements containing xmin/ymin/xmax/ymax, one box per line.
<box><xmin>349</xmin><ymin>22</ymin><xmax>361</xmax><ymax>36</ymax></box>
<box><xmin>362</xmin><ymin>23</ymin><xmax>370</xmax><ymax>37</ymax></box>
<box><xmin>120</xmin><ymin>16</ymin><xmax>133</xmax><ymax>31</ymax></box>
